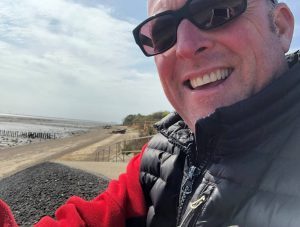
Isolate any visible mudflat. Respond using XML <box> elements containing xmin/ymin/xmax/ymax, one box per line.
<box><xmin>0</xmin><ymin>126</ymin><xmax>136</xmax><ymax>179</ymax></box>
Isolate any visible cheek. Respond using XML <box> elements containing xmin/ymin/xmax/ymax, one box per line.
<box><xmin>155</xmin><ymin>50</ymin><xmax>177</xmax><ymax>74</ymax></box>
<box><xmin>155</xmin><ymin>57</ymin><xmax>187</xmax><ymax>111</ymax></box>
<box><xmin>155</xmin><ymin>54</ymin><xmax>177</xmax><ymax>91</ymax></box>
<box><xmin>159</xmin><ymin>73</ymin><xmax>183</xmax><ymax>105</ymax></box>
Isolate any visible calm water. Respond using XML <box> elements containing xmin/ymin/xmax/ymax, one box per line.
<box><xmin>0</xmin><ymin>113</ymin><xmax>107</xmax><ymax>148</ymax></box>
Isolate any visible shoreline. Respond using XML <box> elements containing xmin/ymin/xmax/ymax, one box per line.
<box><xmin>0</xmin><ymin>125</ymin><xmax>137</xmax><ymax>180</ymax></box>
<box><xmin>0</xmin><ymin>114</ymin><xmax>105</xmax><ymax>150</ymax></box>
<box><xmin>0</xmin><ymin>127</ymin><xmax>114</xmax><ymax>179</ymax></box>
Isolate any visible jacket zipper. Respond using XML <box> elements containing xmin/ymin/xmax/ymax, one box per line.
<box><xmin>165</xmin><ymin>126</ymin><xmax>215</xmax><ymax>226</ymax></box>
<box><xmin>176</xmin><ymin>164</ymin><xmax>201</xmax><ymax>225</ymax></box>
<box><xmin>177</xmin><ymin>185</ymin><xmax>215</xmax><ymax>227</ymax></box>
<box><xmin>177</xmin><ymin>194</ymin><xmax>207</xmax><ymax>227</ymax></box>
<box><xmin>188</xmin><ymin>185</ymin><xmax>215</xmax><ymax>226</ymax></box>
<box><xmin>176</xmin><ymin>131</ymin><xmax>215</xmax><ymax>226</ymax></box>
<box><xmin>176</xmin><ymin>154</ymin><xmax>211</xmax><ymax>226</ymax></box>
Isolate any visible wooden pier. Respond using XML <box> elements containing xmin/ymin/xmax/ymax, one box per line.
<box><xmin>0</xmin><ymin>130</ymin><xmax>57</xmax><ymax>140</ymax></box>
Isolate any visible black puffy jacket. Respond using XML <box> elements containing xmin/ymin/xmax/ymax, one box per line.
<box><xmin>140</xmin><ymin>51</ymin><xmax>300</xmax><ymax>227</ymax></box>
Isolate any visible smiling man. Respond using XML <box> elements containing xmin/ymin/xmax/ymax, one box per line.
<box><xmin>0</xmin><ymin>0</ymin><xmax>299</xmax><ymax>226</ymax></box>
<box><xmin>132</xmin><ymin>0</ymin><xmax>299</xmax><ymax>226</ymax></box>
<box><xmin>135</xmin><ymin>0</ymin><xmax>294</xmax><ymax>131</ymax></box>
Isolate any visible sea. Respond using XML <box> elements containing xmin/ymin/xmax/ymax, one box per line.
<box><xmin>0</xmin><ymin>113</ymin><xmax>107</xmax><ymax>149</ymax></box>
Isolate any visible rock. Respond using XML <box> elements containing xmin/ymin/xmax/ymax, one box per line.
<box><xmin>0</xmin><ymin>162</ymin><xmax>109</xmax><ymax>226</ymax></box>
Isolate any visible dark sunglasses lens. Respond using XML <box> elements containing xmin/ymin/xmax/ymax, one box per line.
<box><xmin>138</xmin><ymin>14</ymin><xmax>177</xmax><ymax>55</ymax></box>
<box><xmin>189</xmin><ymin>0</ymin><xmax>246</xmax><ymax>29</ymax></box>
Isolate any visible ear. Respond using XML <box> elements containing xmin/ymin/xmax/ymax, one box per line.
<box><xmin>272</xmin><ymin>3</ymin><xmax>294</xmax><ymax>53</ymax></box>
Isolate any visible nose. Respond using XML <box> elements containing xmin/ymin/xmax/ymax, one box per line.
<box><xmin>175</xmin><ymin>19</ymin><xmax>214</xmax><ymax>59</ymax></box>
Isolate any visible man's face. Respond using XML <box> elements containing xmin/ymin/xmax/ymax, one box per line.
<box><xmin>148</xmin><ymin>0</ymin><xmax>292</xmax><ymax>131</ymax></box>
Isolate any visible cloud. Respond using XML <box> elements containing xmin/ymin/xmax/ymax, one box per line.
<box><xmin>66</xmin><ymin>0</ymin><xmax>106</xmax><ymax>9</ymax></box>
<box><xmin>2</xmin><ymin>0</ymin><xmax>297</xmax><ymax>123</ymax></box>
<box><xmin>0</xmin><ymin>0</ymin><xmax>171</xmax><ymax>122</ymax></box>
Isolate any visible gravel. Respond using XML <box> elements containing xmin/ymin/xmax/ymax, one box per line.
<box><xmin>0</xmin><ymin>162</ymin><xmax>109</xmax><ymax>226</ymax></box>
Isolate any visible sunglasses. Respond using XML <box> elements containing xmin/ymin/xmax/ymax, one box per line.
<box><xmin>133</xmin><ymin>0</ymin><xmax>248</xmax><ymax>56</ymax></box>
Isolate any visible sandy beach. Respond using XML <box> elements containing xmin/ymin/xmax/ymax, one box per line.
<box><xmin>0</xmin><ymin>127</ymin><xmax>138</xmax><ymax>180</ymax></box>
<box><xmin>0</xmin><ymin>116</ymin><xmax>139</xmax><ymax>180</ymax></box>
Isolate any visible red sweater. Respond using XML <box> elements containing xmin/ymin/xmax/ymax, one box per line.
<box><xmin>0</xmin><ymin>147</ymin><xmax>147</xmax><ymax>227</ymax></box>
<box><xmin>0</xmin><ymin>199</ymin><xmax>18</xmax><ymax>227</ymax></box>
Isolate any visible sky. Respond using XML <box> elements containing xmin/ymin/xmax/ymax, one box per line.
<box><xmin>0</xmin><ymin>0</ymin><xmax>298</xmax><ymax>123</ymax></box>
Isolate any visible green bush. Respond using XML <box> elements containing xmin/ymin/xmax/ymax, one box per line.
<box><xmin>123</xmin><ymin>111</ymin><xmax>170</xmax><ymax>126</ymax></box>
<box><xmin>123</xmin><ymin>111</ymin><xmax>170</xmax><ymax>136</ymax></box>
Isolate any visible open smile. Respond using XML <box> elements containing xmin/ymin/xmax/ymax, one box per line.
<box><xmin>188</xmin><ymin>68</ymin><xmax>233</xmax><ymax>90</ymax></box>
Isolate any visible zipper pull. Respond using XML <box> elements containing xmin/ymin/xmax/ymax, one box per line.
<box><xmin>177</xmin><ymin>195</ymin><xmax>208</xmax><ymax>227</ymax></box>
<box><xmin>190</xmin><ymin>195</ymin><xmax>206</xmax><ymax>209</ymax></box>
<box><xmin>190</xmin><ymin>185</ymin><xmax>215</xmax><ymax>209</ymax></box>
<box><xmin>178</xmin><ymin>186</ymin><xmax>215</xmax><ymax>227</ymax></box>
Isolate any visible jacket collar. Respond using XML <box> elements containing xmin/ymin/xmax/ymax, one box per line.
<box><xmin>154</xmin><ymin>112</ymin><xmax>194</xmax><ymax>149</ymax></box>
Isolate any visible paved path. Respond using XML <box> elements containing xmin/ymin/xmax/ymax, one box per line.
<box><xmin>53</xmin><ymin>128</ymin><xmax>139</xmax><ymax>179</ymax></box>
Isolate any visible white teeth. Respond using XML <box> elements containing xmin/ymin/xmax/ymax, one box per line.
<box><xmin>203</xmin><ymin>75</ymin><xmax>210</xmax><ymax>84</ymax></box>
<box><xmin>190</xmin><ymin>68</ymin><xmax>231</xmax><ymax>89</ymax></box>
<box><xmin>209</xmin><ymin>72</ymin><xmax>217</xmax><ymax>82</ymax></box>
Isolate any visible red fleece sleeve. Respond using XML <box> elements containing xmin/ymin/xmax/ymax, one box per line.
<box><xmin>35</xmin><ymin>145</ymin><xmax>147</xmax><ymax>227</ymax></box>
<box><xmin>0</xmin><ymin>199</ymin><xmax>18</xmax><ymax>227</ymax></box>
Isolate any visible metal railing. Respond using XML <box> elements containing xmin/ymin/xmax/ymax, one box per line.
<box><xmin>94</xmin><ymin>136</ymin><xmax>153</xmax><ymax>162</ymax></box>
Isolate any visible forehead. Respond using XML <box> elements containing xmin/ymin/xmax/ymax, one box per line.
<box><xmin>148</xmin><ymin>0</ymin><xmax>187</xmax><ymax>16</ymax></box>
<box><xmin>147</xmin><ymin>0</ymin><xmax>268</xmax><ymax>16</ymax></box>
